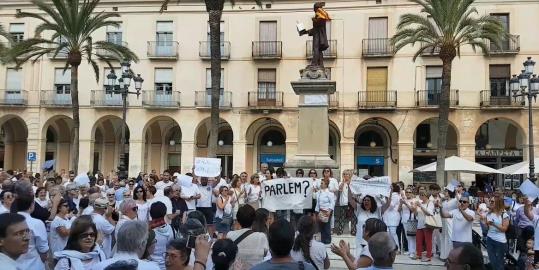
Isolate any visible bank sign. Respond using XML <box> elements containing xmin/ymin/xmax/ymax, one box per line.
<box><xmin>475</xmin><ymin>149</ymin><xmax>523</xmax><ymax>157</ymax></box>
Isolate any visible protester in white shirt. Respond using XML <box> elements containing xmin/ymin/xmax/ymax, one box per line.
<box><xmin>0</xmin><ymin>213</ymin><xmax>30</xmax><ymax>270</ymax></box>
<box><xmin>50</xmin><ymin>199</ymin><xmax>72</xmax><ymax>254</ymax></box>
<box><xmin>115</xmin><ymin>199</ymin><xmax>138</xmax><ymax>241</ymax></box>
<box><xmin>245</xmin><ymin>175</ymin><xmax>262</xmax><ymax>210</ymax></box>
<box><xmin>180</xmin><ymin>178</ymin><xmax>201</xmax><ymax>212</ymax></box>
<box><xmin>441</xmin><ymin>195</ymin><xmax>475</xmax><ymax>248</ymax></box>
<box><xmin>91</xmin><ymin>198</ymin><xmax>115</xmax><ymax>259</ymax></box>
<box><xmin>412</xmin><ymin>191</ymin><xmax>435</xmax><ymax>262</ymax></box>
<box><xmin>154</xmin><ymin>170</ymin><xmax>173</xmax><ymax>197</ymax></box>
<box><xmin>91</xmin><ymin>221</ymin><xmax>159</xmax><ymax>270</ymax></box>
<box><xmin>148</xmin><ymin>187</ymin><xmax>173</xmax><ymax>217</ymax></box>
<box><xmin>15</xmin><ymin>196</ymin><xmax>49</xmax><ymax>270</ymax></box>
<box><xmin>149</xmin><ymin>202</ymin><xmax>174</xmax><ymax>270</ymax></box>
<box><xmin>381</xmin><ymin>184</ymin><xmax>402</xmax><ymax>252</ymax></box>
<box><xmin>316</xmin><ymin>178</ymin><xmax>335</xmax><ymax>245</ymax></box>
<box><xmin>196</xmin><ymin>177</ymin><xmax>214</xmax><ymax>227</ymax></box>
<box><xmin>399</xmin><ymin>187</ymin><xmax>417</xmax><ymax>259</ymax></box>
<box><xmin>334</xmin><ymin>170</ymin><xmax>353</xmax><ymax>235</ymax></box>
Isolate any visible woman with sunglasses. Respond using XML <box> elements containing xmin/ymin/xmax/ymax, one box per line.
<box><xmin>216</xmin><ymin>185</ymin><xmax>235</xmax><ymax>237</ymax></box>
<box><xmin>440</xmin><ymin>195</ymin><xmax>475</xmax><ymax>249</ymax></box>
<box><xmin>133</xmin><ymin>186</ymin><xmax>149</xmax><ymax>222</ymax></box>
<box><xmin>308</xmin><ymin>169</ymin><xmax>319</xmax><ymax>216</ymax></box>
<box><xmin>399</xmin><ymin>187</ymin><xmax>417</xmax><ymax>259</ymax></box>
<box><xmin>245</xmin><ymin>175</ymin><xmax>261</xmax><ymax>210</ymax></box>
<box><xmin>53</xmin><ymin>215</ymin><xmax>105</xmax><ymax>270</ymax></box>
<box><xmin>482</xmin><ymin>194</ymin><xmax>510</xmax><ymax>270</ymax></box>
<box><xmin>50</xmin><ymin>199</ymin><xmax>72</xmax><ymax>254</ymax></box>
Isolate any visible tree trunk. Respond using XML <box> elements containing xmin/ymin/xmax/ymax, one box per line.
<box><xmin>69</xmin><ymin>53</ymin><xmax>81</xmax><ymax>174</ymax></box>
<box><xmin>206</xmin><ymin>2</ymin><xmax>224</xmax><ymax>158</ymax></box>
<box><xmin>436</xmin><ymin>50</ymin><xmax>455</xmax><ymax>187</ymax></box>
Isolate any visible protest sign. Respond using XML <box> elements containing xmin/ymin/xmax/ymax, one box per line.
<box><xmin>194</xmin><ymin>157</ymin><xmax>221</xmax><ymax>177</ymax></box>
<box><xmin>519</xmin><ymin>179</ymin><xmax>539</xmax><ymax>202</ymax></box>
<box><xmin>349</xmin><ymin>176</ymin><xmax>391</xmax><ymax>197</ymax></box>
<box><xmin>261</xmin><ymin>178</ymin><xmax>313</xmax><ymax>211</ymax></box>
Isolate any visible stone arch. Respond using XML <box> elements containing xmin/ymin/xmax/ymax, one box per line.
<box><xmin>245</xmin><ymin>117</ymin><xmax>287</xmax><ymax>173</ymax></box>
<box><xmin>91</xmin><ymin>115</ymin><xmax>129</xmax><ymax>174</ymax></box>
<box><xmin>41</xmin><ymin>115</ymin><xmax>74</xmax><ymax>171</ymax></box>
<box><xmin>195</xmin><ymin>117</ymin><xmax>234</xmax><ymax>178</ymax></box>
<box><xmin>0</xmin><ymin>115</ymin><xmax>28</xmax><ymax>170</ymax></box>
<box><xmin>142</xmin><ymin>116</ymin><xmax>181</xmax><ymax>173</ymax></box>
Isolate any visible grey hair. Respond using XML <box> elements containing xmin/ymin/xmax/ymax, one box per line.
<box><xmin>172</xmin><ymin>183</ymin><xmax>181</xmax><ymax>191</ymax></box>
<box><xmin>120</xmin><ymin>199</ymin><xmax>137</xmax><ymax>214</ymax></box>
<box><xmin>116</xmin><ymin>221</ymin><xmax>148</xmax><ymax>255</ymax></box>
<box><xmin>368</xmin><ymin>232</ymin><xmax>396</xmax><ymax>263</ymax></box>
<box><xmin>13</xmin><ymin>180</ymin><xmax>33</xmax><ymax>197</ymax></box>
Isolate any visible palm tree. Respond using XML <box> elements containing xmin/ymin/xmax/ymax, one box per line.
<box><xmin>4</xmin><ymin>0</ymin><xmax>138</xmax><ymax>173</ymax></box>
<box><xmin>0</xmin><ymin>24</ymin><xmax>14</xmax><ymax>63</ymax></box>
<box><xmin>161</xmin><ymin>0</ymin><xmax>260</xmax><ymax>158</ymax></box>
<box><xmin>391</xmin><ymin>0</ymin><xmax>507</xmax><ymax>186</ymax></box>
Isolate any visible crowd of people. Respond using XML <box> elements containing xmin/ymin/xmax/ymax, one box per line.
<box><xmin>0</xmin><ymin>165</ymin><xmax>533</xmax><ymax>270</ymax></box>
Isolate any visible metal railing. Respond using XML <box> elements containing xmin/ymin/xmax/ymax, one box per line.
<box><xmin>362</xmin><ymin>38</ymin><xmax>394</xmax><ymax>57</ymax></box>
<box><xmin>40</xmin><ymin>90</ymin><xmax>72</xmax><ymax>107</ymax></box>
<box><xmin>306</xmin><ymin>40</ymin><xmax>337</xmax><ymax>59</ymax></box>
<box><xmin>421</xmin><ymin>46</ymin><xmax>441</xmax><ymax>56</ymax></box>
<box><xmin>147</xmin><ymin>41</ymin><xmax>179</xmax><ymax>58</ymax></box>
<box><xmin>358</xmin><ymin>90</ymin><xmax>397</xmax><ymax>108</ymax></box>
<box><xmin>329</xmin><ymin>92</ymin><xmax>339</xmax><ymax>109</ymax></box>
<box><xmin>199</xmin><ymin>41</ymin><xmax>231</xmax><ymax>60</ymax></box>
<box><xmin>97</xmin><ymin>41</ymin><xmax>129</xmax><ymax>59</ymax></box>
<box><xmin>248</xmin><ymin>91</ymin><xmax>283</xmax><ymax>108</ymax></box>
<box><xmin>47</xmin><ymin>49</ymin><xmax>69</xmax><ymax>59</ymax></box>
<box><xmin>252</xmin><ymin>41</ymin><xmax>282</xmax><ymax>59</ymax></box>
<box><xmin>0</xmin><ymin>90</ymin><xmax>27</xmax><ymax>106</ymax></box>
<box><xmin>142</xmin><ymin>90</ymin><xmax>180</xmax><ymax>108</ymax></box>
<box><xmin>91</xmin><ymin>90</ymin><xmax>126</xmax><ymax>108</ymax></box>
<box><xmin>415</xmin><ymin>90</ymin><xmax>459</xmax><ymax>107</ymax></box>
<box><xmin>488</xmin><ymin>34</ymin><xmax>520</xmax><ymax>54</ymax></box>
<box><xmin>480</xmin><ymin>90</ymin><xmax>524</xmax><ymax>107</ymax></box>
<box><xmin>195</xmin><ymin>90</ymin><xmax>232</xmax><ymax>108</ymax></box>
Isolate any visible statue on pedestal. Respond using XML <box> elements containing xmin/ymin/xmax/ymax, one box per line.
<box><xmin>299</xmin><ymin>2</ymin><xmax>331</xmax><ymax>79</ymax></box>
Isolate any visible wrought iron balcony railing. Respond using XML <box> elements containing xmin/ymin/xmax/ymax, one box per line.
<box><xmin>142</xmin><ymin>90</ymin><xmax>180</xmax><ymax>108</ymax></box>
<box><xmin>97</xmin><ymin>41</ymin><xmax>129</xmax><ymax>59</ymax></box>
<box><xmin>362</xmin><ymin>38</ymin><xmax>394</xmax><ymax>57</ymax></box>
<box><xmin>358</xmin><ymin>90</ymin><xmax>397</xmax><ymax>108</ymax></box>
<box><xmin>480</xmin><ymin>90</ymin><xmax>524</xmax><ymax>108</ymax></box>
<box><xmin>91</xmin><ymin>90</ymin><xmax>126</xmax><ymax>108</ymax></box>
<box><xmin>248</xmin><ymin>91</ymin><xmax>283</xmax><ymax>108</ymax></box>
<box><xmin>306</xmin><ymin>40</ymin><xmax>337</xmax><ymax>59</ymax></box>
<box><xmin>415</xmin><ymin>90</ymin><xmax>459</xmax><ymax>107</ymax></box>
<box><xmin>195</xmin><ymin>90</ymin><xmax>232</xmax><ymax>109</ymax></box>
<box><xmin>199</xmin><ymin>41</ymin><xmax>231</xmax><ymax>60</ymax></box>
<box><xmin>488</xmin><ymin>34</ymin><xmax>520</xmax><ymax>55</ymax></box>
<box><xmin>147</xmin><ymin>41</ymin><xmax>179</xmax><ymax>59</ymax></box>
<box><xmin>0</xmin><ymin>90</ymin><xmax>27</xmax><ymax>106</ymax></box>
<box><xmin>252</xmin><ymin>41</ymin><xmax>282</xmax><ymax>59</ymax></box>
<box><xmin>40</xmin><ymin>90</ymin><xmax>72</xmax><ymax>107</ymax></box>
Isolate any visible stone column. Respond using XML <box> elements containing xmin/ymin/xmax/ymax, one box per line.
<box><xmin>78</xmin><ymin>139</ymin><xmax>93</xmax><ymax>174</ymax></box>
<box><xmin>25</xmin><ymin>138</ymin><xmax>43</xmax><ymax>173</ymax></box>
<box><xmin>181</xmin><ymin>140</ymin><xmax>195</xmax><ymax>174</ymax></box>
<box><xmin>233</xmin><ymin>140</ymin><xmax>247</xmax><ymax>174</ymax></box>
<box><xmin>339</xmin><ymin>139</ymin><xmax>355</xmax><ymax>172</ymax></box>
<box><xmin>398</xmin><ymin>142</ymin><xmax>414</xmax><ymax>186</ymax></box>
<box><xmin>128</xmin><ymin>139</ymin><xmax>144</xmax><ymax>177</ymax></box>
<box><xmin>458</xmin><ymin>142</ymin><xmax>476</xmax><ymax>186</ymax></box>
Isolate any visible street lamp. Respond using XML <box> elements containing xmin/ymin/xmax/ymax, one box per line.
<box><xmin>109</xmin><ymin>60</ymin><xmax>144</xmax><ymax>179</ymax></box>
<box><xmin>511</xmin><ymin>56</ymin><xmax>538</xmax><ymax>182</ymax></box>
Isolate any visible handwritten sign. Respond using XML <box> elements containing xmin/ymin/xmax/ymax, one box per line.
<box><xmin>194</xmin><ymin>157</ymin><xmax>221</xmax><ymax>177</ymax></box>
<box><xmin>349</xmin><ymin>176</ymin><xmax>391</xmax><ymax>197</ymax></box>
<box><xmin>261</xmin><ymin>178</ymin><xmax>313</xmax><ymax>211</ymax></box>
<box><xmin>520</xmin><ymin>179</ymin><xmax>539</xmax><ymax>202</ymax></box>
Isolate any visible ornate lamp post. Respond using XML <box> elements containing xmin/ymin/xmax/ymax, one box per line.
<box><xmin>510</xmin><ymin>57</ymin><xmax>539</xmax><ymax>182</ymax></box>
<box><xmin>107</xmin><ymin>60</ymin><xmax>144</xmax><ymax>179</ymax></box>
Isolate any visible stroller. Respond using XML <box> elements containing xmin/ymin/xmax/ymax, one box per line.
<box><xmin>472</xmin><ymin>230</ymin><xmax>518</xmax><ymax>270</ymax></box>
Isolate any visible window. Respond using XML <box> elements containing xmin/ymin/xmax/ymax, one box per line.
<box><xmin>490</xmin><ymin>14</ymin><xmax>510</xmax><ymax>50</ymax></box>
<box><xmin>54</xmin><ymin>69</ymin><xmax>71</xmax><ymax>94</ymax></box>
<box><xmin>155</xmin><ymin>68</ymin><xmax>173</xmax><ymax>94</ymax></box>
<box><xmin>103</xmin><ymin>68</ymin><xmax>121</xmax><ymax>94</ymax></box>
<box><xmin>425</xmin><ymin>66</ymin><xmax>442</xmax><ymax>105</ymax></box>
<box><xmin>106</xmin><ymin>23</ymin><xmax>122</xmax><ymax>45</ymax></box>
<box><xmin>257</xmin><ymin>69</ymin><xmax>276</xmax><ymax>100</ymax></box>
<box><xmin>366</xmin><ymin>67</ymin><xmax>388</xmax><ymax>103</ymax></box>
<box><xmin>368</xmin><ymin>17</ymin><xmax>388</xmax><ymax>39</ymax></box>
<box><xmin>9</xmin><ymin>23</ymin><xmax>24</xmax><ymax>43</ymax></box>
<box><xmin>259</xmin><ymin>21</ymin><xmax>277</xmax><ymax>41</ymax></box>
<box><xmin>6</xmin><ymin>68</ymin><xmax>22</xmax><ymax>92</ymax></box>
<box><xmin>156</xmin><ymin>21</ymin><xmax>173</xmax><ymax>43</ymax></box>
<box><xmin>489</xmin><ymin>65</ymin><xmax>510</xmax><ymax>97</ymax></box>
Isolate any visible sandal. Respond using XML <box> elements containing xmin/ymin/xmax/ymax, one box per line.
<box><xmin>421</xmin><ymin>257</ymin><xmax>431</xmax><ymax>262</ymax></box>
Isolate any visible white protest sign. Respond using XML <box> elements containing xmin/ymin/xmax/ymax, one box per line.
<box><xmin>349</xmin><ymin>176</ymin><xmax>391</xmax><ymax>197</ymax></box>
<box><xmin>519</xmin><ymin>179</ymin><xmax>539</xmax><ymax>202</ymax></box>
<box><xmin>261</xmin><ymin>178</ymin><xmax>313</xmax><ymax>211</ymax></box>
<box><xmin>194</xmin><ymin>157</ymin><xmax>221</xmax><ymax>177</ymax></box>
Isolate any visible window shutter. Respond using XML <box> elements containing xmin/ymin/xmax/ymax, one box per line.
<box><xmin>259</xmin><ymin>21</ymin><xmax>277</xmax><ymax>41</ymax></box>
<box><xmin>54</xmin><ymin>69</ymin><xmax>71</xmax><ymax>84</ymax></box>
<box><xmin>426</xmin><ymin>66</ymin><xmax>442</xmax><ymax>78</ymax></box>
<box><xmin>489</xmin><ymin>65</ymin><xmax>510</xmax><ymax>78</ymax></box>
<box><xmin>9</xmin><ymin>23</ymin><xmax>24</xmax><ymax>33</ymax></box>
<box><xmin>258</xmin><ymin>69</ymin><xmax>276</xmax><ymax>83</ymax></box>
<box><xmin>106</xmin><ymin>23</ymin><xmax>122</xmax><ymax>32</ymax></box>
<box><xmin>155</xmin><ymin>68</ymin><xmax>173</xmax><ymax>83</ymax></box>
<box><xmin>156</xmin><ymin>21</ymin><xmax>173</xmax><ymax>32</ymax></box>
<box><xmin>368</xmin><ymin>18</ymin><xmax>387</xmax><ymax>39</ymax></box>
<box><xmin>6</xmin><ymin>69</ymin><xmax>22</xmax><ymax>90</ymax></box>
<box><xmin>367</xmin><ymin>67</ymin><xmax>388</xmax><ymax>91</ymax></box>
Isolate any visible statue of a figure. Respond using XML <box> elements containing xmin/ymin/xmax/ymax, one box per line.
<box><xmin>299</xmin><ymin>2</ymin><xmax>331</xmax><ymax>68</ymax></box>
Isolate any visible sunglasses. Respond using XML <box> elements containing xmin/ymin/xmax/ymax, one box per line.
<box><xmin>136</xmin><ymin>190</ymin><xmax>143</xmax><ymax>193</ymax></box>
<box><xmin>80</xmin><ymin>232</ymin><xmax>96</xmax><ymax>239</ymax></box>
<box><xmin>107</xmin><ymin>194</ymin><xmax>114</xmax><ymax>197</ymax></box>
<box><xmin>459</xmin><ymin>200</ymin><xmax>469</xmax><ymax>204</ymax></box>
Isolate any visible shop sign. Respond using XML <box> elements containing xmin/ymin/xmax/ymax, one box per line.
<box><xmin>357</xmin><ymin>156</ymin><xmax>384</xmax><ymax>166</ymax></box>
<box><xmin>475</xmin><ymin>149</ymin><xmax>523</xmax><ymax>157</ymax></box>
<box><xmin>260</xmin><ymin>154</ymin><xmax>285</xmax><ymax>164</ymax></box>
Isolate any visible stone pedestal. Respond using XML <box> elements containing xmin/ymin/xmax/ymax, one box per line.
<box><xmin>285</xmin><ymin>66</ymin><xmax>337</xmax><ymax>173</ymax></box>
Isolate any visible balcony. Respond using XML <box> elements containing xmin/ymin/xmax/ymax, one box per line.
<box><xmin>195</xmin><ymin>90</ymin><xmax>232</xmax><ymax>109</ymax></box>
<box><xmin>329</xmin><ymin>92</ymin><xmax>339</xmax><ymax>110</ymax></box>
<box><xmin>480</xmin><ymin>90</ymin><xmax>524</xmax><ymax>108</ymax></box>
<box><xmin>142</xmin><ymin>90</ymin><xmax>180</xmax><ymax>109</ymax></box>
<box><xmin>421</xmin><ymin>46</ymin><xmax>441</xmax><ymax>57</ymax></box>
<box><xmin>147</xmin><ymin>41</ymin><xmax>179</xmax><ymax>59</ymax></box>
<box><xmin>40</xmin><ymin>90</ymin><xmax>72</xmax><ymax>107</ymax></box>
<box><xmin>0</xmin><ymin>90</ymin><xmax>27</xmax><ymax>106</ymax></box>
<box><xmin>488</xmin><ymin>35</ymin><xmax>520</xmax><ymax>55</ymax></box>
<box><xmin>252</xmin><ymin>41</ymin><xmax>282</xmax><ymax>59</ymax></box>
<box><xmin>306</xmin><ymin>40</ymin><xmax>337</xmax><ymax>59</ymax></box>
<box><xmin>199</xmin><ymin>41</ymin><xmax>231</xmax><ymax>60</ymax></box>
<box><xmin>248</xmin><ymin>91</ymin><xmax>283</xmax><ymax>110</ymax></box>
<box><xmin>97</xmin><ymin>41</ymin><xmax>129</xmax><ymax>59</ymax></box>
<box><xmin>91</xmin><ymin>90</ymin><xmax>126</xmax><ymax>108</ymax></box>
<box><xmin>415</xmin><ymin>90</ymin><xmax>459</xmax><ymax>108</ymax></box>
<box><xmin>47</xmin><ymin>49</ymin><xmax>69</xmax><ymax>60</ymax></box>
<box><xmin>362</xmin><ymin>38</ymin><xmax>394</xmax><ymax>57</ymax></box>
<box><xmin>357</xmin><ymin>90</ymin><xmax>397</xmax><ymax>109</ymax></box>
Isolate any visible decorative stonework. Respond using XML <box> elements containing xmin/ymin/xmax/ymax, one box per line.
<box><xmin>300</xmin><ymin>65</ymin><xmax>329</xmax><ymax>80</ymax></box>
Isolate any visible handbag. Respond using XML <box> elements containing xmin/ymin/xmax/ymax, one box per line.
<box><xmin>404</xmin><ymin>212</ymin><xmax>418</xmax><ymax>236</ymax></box>
<box><xmin>220</xmin><ymin>211</ymin><xmax>233</xmax><ymax>226</ymax></box>
<box><xmin>425</xmin><ymin>205</ymin><xmax>442</xmax><ymax>229</ymax></box>
<box><xmin>318</xmin><ymin>211</ymin><xmax>330</xmax><ymax>223</ymax></box>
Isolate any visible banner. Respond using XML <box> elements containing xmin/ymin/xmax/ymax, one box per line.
<box><xmin>349</xmin><ymin>176</ymin><xmax>391</xmax><ymax>197</ymax></box>
<box><xmin>261</xmin><ymin>178</ymin><xmax>313</xmax><ymax>211</ymax></box>
<box><xmin>194</xmin><ymin>157</ymin><xmax>221</xmax><ymax>177</ymax></box>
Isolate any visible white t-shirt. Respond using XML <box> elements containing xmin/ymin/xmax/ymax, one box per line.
<box><xmin>50</xmin><ymin>216</ymin><xmax>72</xmax><ymax>253</ymax></box>
<box><xmin>136</xmin><ymin>201</ymin><xmax>150</xmax><ymax>222</ymax></box>
<box><xmin>216</xmin><ymin>195</ymin><xmax>232</xmax><ymax>219</ymax></box>
<box><xmin>212</xmin><ymin>178</ymin><xmax>228</xmax><ymax>203</ymax></box>
<box><xmin>401</xmin><ymin>198</ymin><xmax>416</xmax><ymax>224</ymax></box>
<box><xmin>91</xmin><ymin>213</ymin><xmax>115</xmax><ymax>258</ymax></box>
<box><xmin>449</xmin><ymin>208</ymin><xmax>475</xmax><ymax>243</ymax></box>
<box><xmin>155</xmin><ymin>180</ymin><xmax>174</xmax><ymax>197</ymax></box>
<box><xmin>149</xmin><ymin>195</ymin><xmax>173</xmax><ymax>215</ymax></box>
<box><xmin>486</xmin><ymin>212</ymin><xmax>509</xmax><ymax>243</ymax></box>
<box><xmin>290</xmin><ymin>239</ymin><xmax>327</xmax><ymax>270</ymax></box>
<box><xmin>36</xmin><ymin>198</ymin><xmax>49</xmax><ymax>209</ymax></box>
<box><xmin>245</xmin><ymin>184</ymin><xmax>261</xmax><ymax>203</ymax></box>
<box><xmin>196</xmin><ymin>185</ymin><xmax>213</xmax><ymax>208</ymax></box>
<box><xmin>417</xmin><ymin>201</ymin><xmax>435</xmax><ymax>229</ymax></box>
<box><xmin>383</xmin><ymin>193</ymin><xmax>401</xmax><ymax>227</ymax></box>
<box><xmin>181</xmin><ymin>185</ymin><xmax>200</xmax><ymax>210</ymax></box>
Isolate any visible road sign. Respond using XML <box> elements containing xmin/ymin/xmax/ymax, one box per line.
<box><xmin>27</xmin><ymin>152</ymin><xmax>37</xmax><ymax>162</ymax></box>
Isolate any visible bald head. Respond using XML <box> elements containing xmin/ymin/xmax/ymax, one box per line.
<box><xmin>368</xmin><ymin>232</ymin><xmax>396</xmax><ymax>267</ymax></box>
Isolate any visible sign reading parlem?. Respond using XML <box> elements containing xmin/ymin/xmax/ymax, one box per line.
<box><xmin>194</xmin><ymin>157</ymin><xmax>221</xmax><ymax>177</ymax></box>
<box><xmin>261</xmin><ymin>178</ymin><xmax>313</xmax><ymax>211</ymax></box>
<box><xmin>349</xmin><ymin>176</ymin><xmax>391</xmax><ymax>197</ymax></box>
